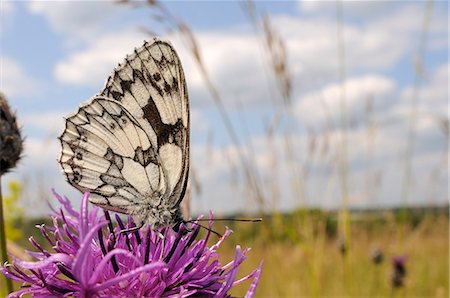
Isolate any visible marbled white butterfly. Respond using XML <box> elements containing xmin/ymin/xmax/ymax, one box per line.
<box><xmin>59</xmin><ymin>38</ymin><xmax>189</xmax><ymax>231</ymax></box>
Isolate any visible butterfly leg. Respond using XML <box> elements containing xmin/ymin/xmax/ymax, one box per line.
<box><xmin>182</xmin><ymin>224</ymin><xmax>192</xmax><ymax>234</ymax></box>
<box><xmin>120</xmin><ymin>223</ymin><xmax>144</xmax><ymax>234</ymax></box>
<box><xmin>156</xmin><ymin>231</ymin><xmax>165</xmax><ymax>260</ymax></box>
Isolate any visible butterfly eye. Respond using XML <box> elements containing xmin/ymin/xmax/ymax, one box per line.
<box><xmin>75</xmin><ymin>152</ymin><xmax>83</xmax><ymax>160</ymax></box>
<box><xmin>110</xmin><ymin>122</ymin><xmax>116</xmax><ymax>129</ymax></box>
<box><xmin>121</xmin><ymin>118</ymin><xmax>127</xmax><ymax>125</ymax></box>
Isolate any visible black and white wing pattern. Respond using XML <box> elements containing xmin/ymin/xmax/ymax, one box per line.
<box><xmin>59</xmin><ymin>38</ymin><xmax>189</xmax><ymax>229</ymax></box>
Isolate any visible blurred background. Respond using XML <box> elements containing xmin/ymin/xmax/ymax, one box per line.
<box><xmin>0</xmin><ymin>1</ymin><xmax>448</xmax><ymax>296</ymax></box>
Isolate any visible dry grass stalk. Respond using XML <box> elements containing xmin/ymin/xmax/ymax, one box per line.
<box><xmin>399</xmin><ymin>0</ymin><xmax>434</xmax><ymax>246</ymax></box>
<box><xmin>0</xmin><ymin>92</ymin><xmax>23</xmax><ymax>295</ymax></box>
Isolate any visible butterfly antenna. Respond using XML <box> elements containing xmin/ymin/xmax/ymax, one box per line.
<box><xmin>188</xmin><ymin>221</ymin><xmax>222</xmax><ymax>238</ymax></box>
<box><xmin>184</xmin><ymin>218</ymin><xmax>262</xmax><ymax>238</ymax></box>
<box><xmin>186</xmin><ymin>218</ymin><xmax>263</xmax><ymax>223</ymax></box>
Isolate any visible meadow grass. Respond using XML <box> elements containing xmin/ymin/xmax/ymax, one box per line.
<box><xmin>214</xmin><ymin>210</ymin><xmax>449</xmax><ymax>297</ymax></box>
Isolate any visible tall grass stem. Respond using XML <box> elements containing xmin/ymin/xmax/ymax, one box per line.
<box><xmin>399</xmin><ymin>0</ymin><xmax>434</xmax><ymax>246</ymax></box>
<box><xmin>0</xmin><ymin>178</ymin><xmax>14</xmax><ymax>295</ymax></box>
<box><xmin>336</xmin><ymin>0</ymin><xmax>352</xmax><ymax>294</ymax></box>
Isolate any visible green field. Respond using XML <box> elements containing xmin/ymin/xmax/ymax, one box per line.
<box><xmin>214</xmin><ymin>209</ymin><xmax>449</xmax><ymax>297</ymax></box>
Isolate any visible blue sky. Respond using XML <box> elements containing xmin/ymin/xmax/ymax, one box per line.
<box><xmin>1</xmin><ymin>1</ymin><xmax>448</xmax><ymax>217</ymax></box>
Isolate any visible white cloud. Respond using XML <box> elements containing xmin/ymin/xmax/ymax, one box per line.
<box><xmin>368</xmin><ymin>62</ymin><xmax>449</xmax><ymax>161</ymax></box>
<box><xmin>294</xmin><ymin>2</ymin><xmax>447</xmax><ymax>76</ymax></box>
<box><xmin>0</xmin><ymin>0</ymin><xmax>13</xmax><ymax>14</ymax></box>
<box><xmin>191</xmin><ymin>143</ymin><xmax>233</xmax><ymax>182</ymax></box>
<box><xmin>54</xmin><ymin>29</ymin><xmax>146</xmax><ymax>87</ymax></box>
<box><xmin>50</xmin><ymin>2</ymin><xmax>447</xmax><ymax>110</ymax></box>
<box><xmin>27</xmin><ymin>1</ymin><xmax>130</xmax><ymax>43</ymax></box>
<box><xmin>372</xmin><ymin>62</ymin><xmax>449</xmax><ymax>158</ymax></box>
<box><xmin>295</xmin><ymin>74</ymin><xmax>396</xmax><ymax>127</ymax></box>
<box><xmin>190</xmin><ymin>108</ymin><xmax>210</xmax><ymax>134</ymax></box>
<box><xmin>298</xmin><ymin>0</ymin><xmax>395</xmax><ymax>18</ymax></box>
<box><xmin>187</xmin><ymin>62</ymin><xmax>445</xmax><ymax>211</ymax></box>
<box><xmin>22</xmin><ymin>137</ymin><xmax>59</xmax><ymax>167</ymax></box>
<box><xmin>190</xmin><ymin>132</ymin><xmax>313</xmax><ymax>213</ymax></box>
<box><xmin>298</xmin><ymin>0</ymin><xmax>448</xmax><ymax>39</ymax></box>
<box><xmin>53</xmin><ymin>29</ymin><xmax>271</xmax><ymax>106</ymax></box>
<box><xmin>170</xmin><ymin>32</ymin><xmax>270</xmax><ymax>106</ymax></box>
<box><xmin>213</xmin><ymin>115</ymin><xmax>447</xmax><ymax>211</ymax></box>
<box><xmin>185</xmin><ymin>6</ymin><xmax>445</xmax><ymax>107</ymax></box>
<box><xmin>0</xmin><ymin>56</ymin><xmax>40</xmax><ymax>97</ymax></box>
<box><xmin>0</xmin><ymin>1</ymin><xmax>14</xmax><ymax>35</ymax></box>
<box><xmin>3</xmin><ymin>136</ymin><xmax>80</xmax><ymax>217</ymax></box>
<box><xmin>181</xmin><ymin>15</ymin><xmax>397</xmax><ymax>107</ymax></box>
<box><xmin>400</xmin><ymin>62</ymin><xmax>448</xmax><ymax>117</ymax></box>
<box><xmin>22</xmin><ymin>110</ymin><xmax>67</xmax><ymax>135</ymax></box>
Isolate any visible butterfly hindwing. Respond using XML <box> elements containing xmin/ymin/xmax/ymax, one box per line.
<box><xmin>101</xmin><ymin>39</ymin><xmax>189</xmax><ymax>209</ymax></box>
<box><xmin>59</xmin><ymin>97</ymin><xmax>166</xmax><ymax>214</ymax></box>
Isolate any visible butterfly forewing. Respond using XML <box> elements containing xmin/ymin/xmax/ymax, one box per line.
<box><xmin>59</xmin><ymin>38</ymin><xmax>190</xmax><ymax>228</ymax></box>
<box><xmin>101</xmin><ymin>40</ymin><xmax>189</xmax><ymax>208</ymax></box>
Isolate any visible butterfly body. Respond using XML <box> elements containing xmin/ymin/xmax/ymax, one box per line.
<box><xmin>59</xmin><ymin>38</ymin><xmax>189</xmax><ymax>230</ymax></box>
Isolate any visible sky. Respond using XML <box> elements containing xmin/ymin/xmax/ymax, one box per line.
<box><xmin>0</xmin><ymin>0</ymin><xmax>448</xmax><ymax>217</ymax></box>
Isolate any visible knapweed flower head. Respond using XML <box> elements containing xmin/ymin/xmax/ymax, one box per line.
<box><xmin>391</xmin><ymin>255</ymin><xmax>407</xmax><ymax>288</ymax></box>
<box><xmin>370</xmin><ymin>248</ymin><xmax>383</xmax><ymax>265</ymax></box>
<box><xmin>1</xmin><ymin>191</ymin><xmax>262</xmax><ymax>297</ymax></box>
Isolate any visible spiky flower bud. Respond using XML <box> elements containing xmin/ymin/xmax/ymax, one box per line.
<box><xmin>0</xmin><ymin>92</ymin><xmax>23</xmax><ymax>175</ymax></box>
<box><xmin>371</xmin><ymin>248</ymin><xmax>383</xmax><ymax>265</ymax></box>
<box><xmin>391</xmin><ymin>256</ymin><xmax>407</xmax><ymax>288</ymax></box>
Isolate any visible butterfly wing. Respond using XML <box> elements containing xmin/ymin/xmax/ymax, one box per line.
<box><xmin>59</xmin><ymin>97</ymin><xmax>166</xmax><ymax>214</ymax></box>
<box><xmin>100</xmin><ymin>39</ymin><xmax>190</xmax><ymax>210</ymax></box>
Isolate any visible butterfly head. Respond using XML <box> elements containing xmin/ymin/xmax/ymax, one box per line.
<box><xmin>132</xmin><ymin>204</ymin><xmax>184</xmax><ymax>231</ymax></box>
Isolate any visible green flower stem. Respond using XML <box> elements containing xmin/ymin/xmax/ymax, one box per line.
<box><xmin>0</xmin><ymin>178</ymin><xmax>13</xmax><ymax>295</ymax></box>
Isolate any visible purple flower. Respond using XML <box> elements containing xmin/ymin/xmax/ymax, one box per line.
<box><xmin>1</xmin><ymin>191</ymin><xmax>263</xmax><ymax>297</ymax></box>
<box><xmin>370</xmin><ymin>248</ymin><xmax>383</xmax><ymax>265</ymax></box>
<box><xmin>391</xmin><ymin>255</ymin><xmax>407</xmax><ymax>288</ymax></box>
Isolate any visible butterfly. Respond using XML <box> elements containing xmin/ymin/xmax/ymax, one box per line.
<box><xmin>59</xmin><ymin>38</ymin><xmax>190</xmax><ymax>231</ymax></box>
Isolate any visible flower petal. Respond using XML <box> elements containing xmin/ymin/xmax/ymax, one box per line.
<box><xmin>90</xmin><ymin>261</ymin><xmax>165</xmax><ymax>292</ymax></box>
<box><xmin>88</xmin><ymin>248</ymin><xmax>143</xmax><ymax>285</ymax></box>
<box><xmin>12</xmin><ymin>253</ymin><xmax>73</xmax><ymax>270</ymax></box>
<box><xmin>72</xmin><ymin>221</ymin><xmax>108</xmax><ymax>286</ymax></box>
<box><xmin>244</xmin><ymin>261</ymin><xmax>264</xmax><ymax>298</ymax></box>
